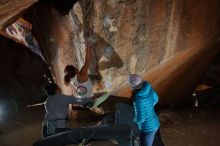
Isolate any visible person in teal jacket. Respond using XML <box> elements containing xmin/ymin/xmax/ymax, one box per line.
<box><xmin>128</xmin><ymin>74</ymin><xmax>161</xmax><ymax>146</ymax></box>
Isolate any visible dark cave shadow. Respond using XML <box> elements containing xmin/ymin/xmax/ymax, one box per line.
<box><xmin>39</xmin><ymin>0</ymin><xmax>79</xmax><ymax>15</ymax></box>
<box><xmin>0</xmin><ymin>35</ymin><xmax>53</xmax><ymax>105</ymax></box>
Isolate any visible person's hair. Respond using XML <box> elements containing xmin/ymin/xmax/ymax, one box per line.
<box><xmin>44</xmin><ymin>83</ymin><xmax>59</xmax><ymax>96</ymax></box>
<box><xmin>64</xmin><ymin>74</ymin><xmax>71</xmax><ymax>85</ymax></box>
<box><xmin>64</xmin><ymin>65</ymin><xmax>76</xmax><ymax>73</ymax></box>
<box><xmin>64</xmin><ymin>65</ymin><xmax>78</xmax><ymax>84</ymax></box>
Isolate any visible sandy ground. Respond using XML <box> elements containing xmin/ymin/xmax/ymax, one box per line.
<box><xmin>159</xmin><ymin>107</ymin><xmax>220</xmax><ymax>146</ymax></box>
<box><xmin>0</xmin><ymin>105</ymin><xmax>220</xmax><ymax>146</ymax></box>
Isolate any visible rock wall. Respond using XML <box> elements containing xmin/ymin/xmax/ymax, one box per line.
<box><xmin>30</xmin><ymin>0</ymin><xmax>220</xmax><ymax>105</ymax></box>
<box><xmin>0</xmin><ymin>0</ymin><xmax>38</xmax><ymax>30</ymax></box>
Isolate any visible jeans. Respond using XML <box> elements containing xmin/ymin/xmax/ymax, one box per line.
<box><xmin>140</xmin><ymin>130</ymin><xmax>157</xmax><ymax>146</ymax></box>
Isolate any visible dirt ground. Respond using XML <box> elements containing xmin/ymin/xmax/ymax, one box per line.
<box><xmin>0</xmin><ymin>105</ymin><xmax>220</xmax><ymax>146</ymax></box>
<box><xmin>159</xmin><ymin>107</ymin><xmax>220</xmax><ymax>146</ymax></box>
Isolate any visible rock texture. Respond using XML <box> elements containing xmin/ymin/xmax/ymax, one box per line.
<box><xmin>0</xmin><ymin>0</ymin><xmax>38</xmax><ymax>30</ymax></box>
<box><xmin>0</xmin><ymin>18</ymin><xmax>45</xmax><ymax>60</ymax></box>
<box><xmin>29</xmin><ymin>0</ymin><xmax>220</xmax><ymax>105</ymax></box>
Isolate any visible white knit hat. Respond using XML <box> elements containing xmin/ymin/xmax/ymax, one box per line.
<box><xmin>128</xmin><ymin>74</ymin><xmax>143</xmax><ymax>89</ymax></box>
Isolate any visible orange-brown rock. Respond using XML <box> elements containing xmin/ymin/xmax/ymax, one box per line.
<box><xmin>28</xmin><ymin>0</ymin><xmax>220</xmax><ymax>105</ymax></box>
<box><xmin>0</xmin><ymin>0</ymin><xmax>38</xmax><ymax>30</ymax></box>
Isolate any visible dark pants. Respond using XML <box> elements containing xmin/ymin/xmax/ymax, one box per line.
<box><xmin>153</xmin><ymin>129</ymin><xmax>164</xmax><ymax>146</ymax></box>
<box><xmin>42</xmin><ymin>125</ymin><xmax>69</xmax><ymax>138</ymax></box>
<box><xmin>140</xmin><ymin>128</ymin><xmax>164</xmax><ymax>146</ymax></box>
<box><xmin>140</xmin><ymin>130</ymin><xmax>157</xmax><ymax>146</ymax></box>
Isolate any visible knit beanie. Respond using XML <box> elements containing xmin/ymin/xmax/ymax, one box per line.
<box><xmin>128</xmin><ymin>74</ymin><xmax>143</xmax><ymax>89</ymax></box>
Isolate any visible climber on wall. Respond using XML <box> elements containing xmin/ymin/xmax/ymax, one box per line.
<box><xmin>64</xmin><ymin>42</ymin><xmax>109</xmax><ymax>114</ymax></box>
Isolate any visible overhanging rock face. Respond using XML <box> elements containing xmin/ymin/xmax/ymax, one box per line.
<box><xmin>30</xmin><ymin>0</ymin><xmax>220</xmax><ymax>105</ymax></box>
<box><xmin>0</xmin><ymin>0</ymin><xmax>38</xmax><ymax>30</ymax></box>
<box><xmin>0</xmin><ymin>18</ymin><xmax>45</xmax><ymax>60</ymax></box>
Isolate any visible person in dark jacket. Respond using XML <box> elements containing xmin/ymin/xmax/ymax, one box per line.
<box><xmin>42</xmin><ymin>83</ymin><xmax>92</xmax><ymax>138</ymax></box>
<box><xmin>128</xmin><ymin>74</ymin><xmax>161</xmax><ymax>146</ymax></box>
